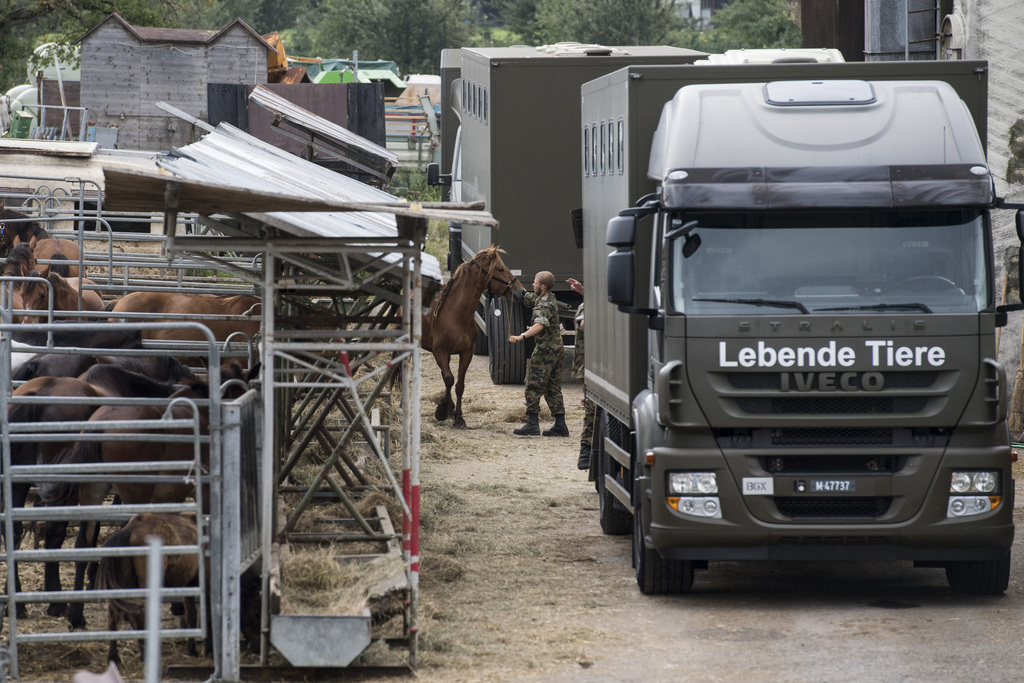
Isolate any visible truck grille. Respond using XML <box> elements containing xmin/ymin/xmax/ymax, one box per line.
<box><xmin>760</xmin><ymin>455</ymin><xmax>903</xmax><ymax>474</ymax></box>
<box><xmin>770</xmin><ymin>427</ymin><xmax>892</xmax><ymax>445</ymax></box>
<box><xmin>736</xmin><ymin>396</ymin><xmax>927</xmax><ymax>414</ymax></box>
<box><xmin>775</xmin><ymin>497</ymin><xmax>891</xmax><ymax>518</ymax></box>
<box><xmin>726</xmin><ymin>371</ymin><xmax>938</xmax><ymax>390</ymax></box>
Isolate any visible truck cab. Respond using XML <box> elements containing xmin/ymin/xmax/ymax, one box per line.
<box><xmin>584</xmin><ymin>63</ymin><xmax>1019</xmax><ymax>595</ymax></box>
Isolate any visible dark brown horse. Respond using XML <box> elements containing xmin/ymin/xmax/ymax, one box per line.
<box><xmin>6</xmin><ymin>376</ymin><xmax>106</xmax><ymax>617</ymax></box>
<box><xmin>0</xmin><ymin>200</ymin><xmax>81</xmax><ymax>277</ymax></box>
<box><xmin>93</xmin><ymin>513</ymin><xmax>204</xmax><ymax>665</ymax></box>
<box><xmin>422</xmin><ymin>246</ymin><xmax>523</xmax><ymax>429</ymax></box>
<box><xmin>108</xmin><ymin>292</ymin><xmax>261</xmax><ymax>345</ymax></box>
<box><xmin>39</xmin><ymin>361</ymin><xmax>257</xmax><ymax>629</ymax></box>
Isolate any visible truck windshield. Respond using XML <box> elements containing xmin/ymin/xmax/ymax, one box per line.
<box><xmin>669</xmin><ymin>210</ymin><xmax>989</xmax><ymax>315</ymax></box>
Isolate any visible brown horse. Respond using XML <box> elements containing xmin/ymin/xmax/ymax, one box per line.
<box><xmin>422</xmin><ymin>246</ymin><xmax>523</xmax><ymax>429</ymax></box>
<box><xmin>108</xmin><ymin>292</ymin><xmax>261</xmax><ymax>345</ymax></box>
<box><xmin>2</xmin><ymin>243</ymin><xmax>36</xmax><ymax>311</ymax></box>
<box><xmin>6</xmin><ymin>376</ymin><xmax>106</xmax><ymax>617</ymax></box>
<box><xmin>93</xmin><ymin>513</ymin><xmax>204</xmax><ymax>665</ymax></box>
<box><xmin>0</xmin><ymin>200</ymin><xmax>81</xmax><ymax>277</ymax></box>
<box><xmin>19</xmin><ymin>270</ymin><xmax>105</xmax><ymax>323</ymax></box>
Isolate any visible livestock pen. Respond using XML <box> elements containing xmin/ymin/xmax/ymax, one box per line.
<box><xmin>0</xmin><ymin>124</ymin><xmax>495</xmax><ymax>681</ymax></box>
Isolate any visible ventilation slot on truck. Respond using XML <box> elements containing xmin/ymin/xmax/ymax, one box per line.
<box><xmin>775</xmin><ymin>497</ymin><xmax>892</xmax><ymax>519</ymax></box>
<box><xmin>761</xmin><ymin>455</ymin><xmax>903</xmax><ymax>474</ymax></box>
<box><xmin>736</xmin><ymin>396</ymin><xmax>928</xmax><ymax>415</ymax></box>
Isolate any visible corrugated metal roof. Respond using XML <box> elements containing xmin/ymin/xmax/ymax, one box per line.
<box><xmin>111</xmin><ymin>122</ymin><xmax>457</xmax><ymax>283</ymax></box>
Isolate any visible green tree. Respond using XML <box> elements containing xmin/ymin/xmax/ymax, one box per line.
<box><xmin>309</xmin><ymin>0</ymin><xmax>471</xmax><ymax>74</ymax></box>
<box><xmin>695</xmin><ymin>0</ymin><xmax>801</xmax><ymax>52</ymax></box>
<box><xmin>0</xmin><ymin>0</ymin><xmax>211</xmax><ymax>93</ymax></box>
<box><xmin>534</xmin><ymin>0</ymin><xmax>678</xmax><ymax>46</ymax></box>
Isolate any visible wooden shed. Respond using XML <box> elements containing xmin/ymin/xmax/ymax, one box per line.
<box><xmin>77</xmin><ymin>13</ymin><xmax>273</xmax><ymax>151</ymax></box>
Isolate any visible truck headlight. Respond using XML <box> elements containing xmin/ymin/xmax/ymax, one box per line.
<box><xmin>950</xmin><ymin>471</ymin><xmax>999</xmax><ymax>494</ymax></box>
<box><xmin>668</xmin><ymin>472</ymin><xmax>718</xmax><ymax>495</ymax></box>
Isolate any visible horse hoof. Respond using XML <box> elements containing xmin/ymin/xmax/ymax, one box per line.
<box><xmin>453</xmin><ymin>418</ymin><xmax>467</xmax><ymax>430</ymax></box>
<box><xmin>67</xmin><ymin>612</ymin><xmax>87</xmax><ymax>630</ymax></box>
<box><xmin>434</xmin><ymin>404</ymin><xmax>449</xmax><ymax>421</ymax></box>
<box><xmin>45</xmin><ymin>603</ymin><xmax>67</xmax><ymax>618</ymax></box>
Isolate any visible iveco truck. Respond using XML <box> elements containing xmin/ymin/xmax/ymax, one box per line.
<box><xmin>582</xmin><ymin>60</ymin><xmax>1021</xmax><ymax>595</ymax></box>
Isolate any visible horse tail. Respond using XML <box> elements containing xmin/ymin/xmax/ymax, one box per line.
<box><xmin>48</xmin><ymin>253</ymin><xmax>71</xmax><ymax>277</ymax></box>
<box><xmin>94</xmin><ymin>525</ymin><xmax>143</xmax><ymax>622</ymax></box>
<box><xmin>103</xmin><ymin>298</ymin><xmax>120</xmax><ymax>313</ymax></box>
<box><xmin>36</xmin><ymin>440</ymin><xmax>100</xmax><ymax>506</ymax></box>
<box><xmin>11</xmin><ymin>357</ymin><xmax>42</xmax><ymax>383</ymax></box>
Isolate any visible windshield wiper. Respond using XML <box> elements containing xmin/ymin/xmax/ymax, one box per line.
<box><xmin>817</xmin><ymin>302</ymin><xmax>933</xmax><ymax>313</ymax></box>
<box><xmin>693</xmin><ymin>298</ymin><xmax>810</xmax><ymax>314</ymax></box>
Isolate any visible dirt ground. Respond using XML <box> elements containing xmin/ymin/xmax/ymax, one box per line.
<box><xmin>407</xmin><ymin>348</ymin><xmax>634</xmax><ymax>682</ymax></box>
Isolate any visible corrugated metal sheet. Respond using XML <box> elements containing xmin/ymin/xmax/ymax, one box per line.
<box><xmin>119</xmin><ymin>122</ymin><xmax>450</xmax><ymax>283</ymax></box>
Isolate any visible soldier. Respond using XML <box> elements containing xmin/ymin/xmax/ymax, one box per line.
<box><xmin>567</xmin><ymin>277</ymin><xmax>594</xmax><ymax>469</ymax></box>
<box><xmin>509</xmin><ymin>270</ymin><xmax>568</xmax><ymax>437</ymax></box>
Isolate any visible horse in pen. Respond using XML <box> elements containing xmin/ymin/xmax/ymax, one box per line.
<box><xmin>421</xmin><ymin>245</ymin><xmax>524</xmax><ymax>429</ymax></box>
<box><xmin>93</xmin><ymin>513</ymin><xmax>204</xmax><ymax>666</ymax></box>
<box><xmin>0</xmin><ymin>200</ymin><xmax>82</xmax><ymax>277</ymax></box>
<box><xmin>36</xmin><ymin>361</ymin><xmax>257</xmax><ymax>630</ymax></box>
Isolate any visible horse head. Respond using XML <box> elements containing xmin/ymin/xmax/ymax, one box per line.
<box><xmin>470</xmin><ymin>245</ymin><xmax>523</xmax><ymax>298</ymax></box>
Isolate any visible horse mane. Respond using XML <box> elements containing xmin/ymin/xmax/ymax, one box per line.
<box><xmin>0</xmin><ymin>202</ymin><xmax>49</xmax><ymax>247</ymax></box>
<box><xmin>431</xmin><ymin>245</ymin><xmax>506</xmax><ymax>318</ymax></box>
<box><xmin>3</xmin><ymin>243</ymin><xmax>35</xmax><ymax>277</ymax></box>
<box><xmin>47</xmin><ymin>270</ymin><xmax>76</xmax><ymax>297</ymax></box>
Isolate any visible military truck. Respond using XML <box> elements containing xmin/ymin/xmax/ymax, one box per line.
<box><xmin>582</xmin><ymin>59</ymin><xmax>1021</xmax><ymax>595</ymax></box>
<box><xmin>428</xmin><ymin>44</ymin><xmax>705</xmax><ymax>383</ymax></box>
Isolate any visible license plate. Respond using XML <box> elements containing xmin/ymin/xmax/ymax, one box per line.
<box><xmin>810</xmin><ymin>479</ymin><xmax>856</xmax><ymax>493</ymax></box>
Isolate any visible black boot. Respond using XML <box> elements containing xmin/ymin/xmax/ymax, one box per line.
<box><xmin>577</xmin><ymin>443</ymin><xmax>591</xmax><ymax>470</ymax></box>
<box><xmin>542</xmin><ymin>414</ymin><xmax>570</xmax><ymax>437</ymax></box>
<box><xmin>514</xmin><ymin>412</ymin><xmax>540</xmax><ymax>436</ymax></box>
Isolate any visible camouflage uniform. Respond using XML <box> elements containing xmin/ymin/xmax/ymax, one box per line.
<box><xmin>572</xmin><ymin>303</ymin><xmax>596</xmax><ymax>449</ymax></box>
<box><xmin>522</xmin><ymin>291</ymin><xmax>565</xmax><ymax>416</ymax></box>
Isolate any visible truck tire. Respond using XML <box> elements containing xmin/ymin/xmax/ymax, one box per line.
<box><xmin>597</xmin><ymin>410</ymin><xmax>631</xmax><ymax>535</ymax></box>
<box><xmin>633</xmin><ymin>477</ymin><xmax>694</xmax><ymax>595</ymax></box>
<box><xmin>945</xmin><ymin>552</ymin><xmax>1011</xmax><ymax>595</ymax></box>
<box><xmin>487</xmin><ymin>297</ymin><xmax>527</xmax><ymax>384</ymax></box>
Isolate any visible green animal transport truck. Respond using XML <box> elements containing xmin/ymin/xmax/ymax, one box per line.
<box><xmin>583</xmin><ymin>59</ymin><xmax>1023</xmax><ymax>594</ymax></box>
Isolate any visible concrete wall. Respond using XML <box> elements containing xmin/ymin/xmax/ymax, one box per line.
<box><xmin>957</xmin><ymin>0</ymin><xmax>1024</xmax><ymax>399</ymax></box>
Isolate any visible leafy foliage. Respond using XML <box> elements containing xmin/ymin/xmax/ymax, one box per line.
<box><xmin>306</xmin><ymin>0</ymin><xmax>472</xmax><ymax>75</ymax></box>
<box><xmin>533</xmin><ymin>0</ymin><xmax>678</xmax><ymax>46</ymax></box>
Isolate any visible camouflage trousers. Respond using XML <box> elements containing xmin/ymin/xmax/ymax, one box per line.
<box><xmin>581</xmin><ymin>398</ymin><xmax>596</xmax><ymax>447</ymax></box>
<box><xmin>524</xmin><ymin>346</ymin><xmax>565</xmax><ymax>416</ymax></box>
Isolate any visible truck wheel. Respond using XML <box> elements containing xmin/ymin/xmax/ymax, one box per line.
<box><xmin>945</xmin><ymin>552</ymin><xmax>1011</xmax><ymax>595</ymax></box>
<box><xmin>487</xmin><ymin>297</ymin><xmax>527</xmax><ymax>384</ymax></box>
<box><xmin>632</xmin><ymin>478</ymin><xmax>694</xmax><ymax>595</ymax></box>
<box><xmin>597</xmin><ymin>410</ymin><xmax>631</xmax><ymax>535</ymax></box>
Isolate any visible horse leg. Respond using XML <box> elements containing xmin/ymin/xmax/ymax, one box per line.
<box><xmin>6</xmin><ymin>484</ymin><xmax>30</xmax><ymax>618</ymax></box>
<box><xmin>43</xmin><ymin>520</ymin><xmax>70</xmax><ymax>616</ymax></box>
<box><xmin>452</xmin><ymin>348</ymin><xmax>474</xmax><ymax>430</ymax></box>
<box><xmin>106</xmin><ymin>603</ymin><xmax>123</xmax><ymax>666</ymax></box>
<box><xmin>67</xmin><ymin>482</ymin><xmax>110</xmax><ymax>630</ymax></box>
<box><xmin>433</xmin><ymin>350</ymin><xmax>456</xmax><ymax>422</ymax></box>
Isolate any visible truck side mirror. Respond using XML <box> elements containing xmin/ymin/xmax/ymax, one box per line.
<box><xmin>996</xmin><ymin>209</ymin><xmax>1024</xmax><ymax>327</ymax></box>
<box><xmin>607</xmin><ymin>215</ymin><xmax>637</xmax><ymax>307</ymax></box>
<box><xmin>426</xmin><ymin>162</ymin><xmax>451</xmax><ymax>187</ymax></box>
<box><xmin>606</xmin><ymin>215</ymin><xmax>636</xmax><ymax>248</ymax></box>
